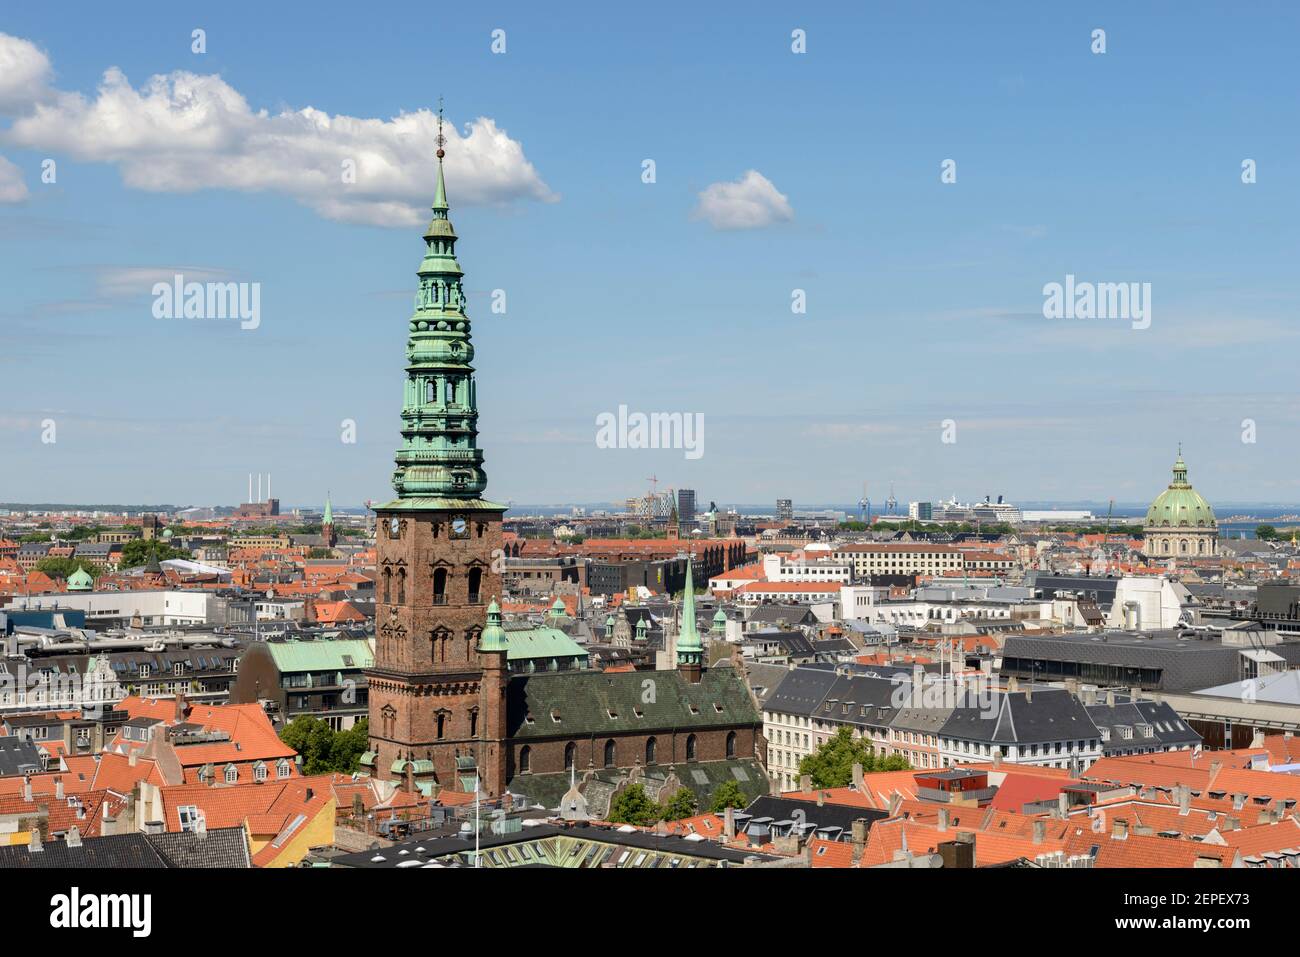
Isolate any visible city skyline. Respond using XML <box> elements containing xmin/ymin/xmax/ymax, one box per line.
<box><xmin>3</xmin><ymin>2</ymin><xmax>1299</xmax><ymax>506</ymax></box>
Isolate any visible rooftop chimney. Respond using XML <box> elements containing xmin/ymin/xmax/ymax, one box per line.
<box><xmin>851</xmin><ymin>762</ymin><xmax>864</xmax><ymax>792</ymax></box>
<box><xmin>1112</xmin><ymin>818</ymin><xmax>1128</xmax><ymax>840</ymax></box>
<box><xmin>27</xmin><ymin>828</ymin><xmax>42</xmax><ymax>853</ymax></box>
<box><xmin>54</xmin><ymin>777</ymin><xmax>63</xmax><ymax>801</ymax></box>
<box><xmin>937</xmin><ymin>807</ymin><xmax>949</xmax><ymax>832</ymax></box>
<box><xmin>1177</xmin><ymin>785</ymin><xmax>1191</xmax><ymax>817</ymax></box>
<box><xmin>65</xmin><ymin>826</ymin><xmax>82</xmax><ymax>849</ymax></box>
<box><xmin>799</xmin><ymin>774</ymin><xmax>811</xmax><ymax>793</ymax></box>
<box><xmin>1032</xmin><ymin>819</ymin><xmax>1046</xmax><ymax>845</ymax></box>
<box><xmin>723</xmin><ymin>806</ymin><xmax>736</xmax><ymax>842</ymax></box>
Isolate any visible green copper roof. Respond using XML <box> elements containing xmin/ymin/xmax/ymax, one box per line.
<box><xmin>676</xmin><ymin>558</ymin><xmax>703</xmax><ymax>663</ymax></box>
<box><xmin>66</xmin><ymin>567</ymin><xmax>94</xmax><ymax>591</ymax></box>
<box><xmin>265</xmin><ymin>638</ymin><xmax>373</xmax><ymax>673</ymax></box>
<box><xmin>503</xmin><ymin>625</ymin><xmax>586</xmax><ymax>662</ymax></box>
<box><xmin>323</xmin><ymin>493</ymin><xmax>333</xmax><ymax>526</ymax></box>
<box><xmin>479</xmin><ymin>598</ymin><xmax>509</xmax><ymax>653</ymax></box>
<box><xmin>1145</xmin><ymin>453</ymin><xmax>1216</xmax><ymax>529</ymax></box>
<box><xmin>388</xmin><ymin>134</ymin><xmax>491</xmax><ymax>502</ymax></box>
<box><xmin>506</xmin><ymin>667</ymin><xmax>760</xmax><ymax>740</ymax></box>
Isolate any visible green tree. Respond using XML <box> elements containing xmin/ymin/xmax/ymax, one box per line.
<box><xmin>797</xmin><ymin>726</ymin><xmax>910</xmax><ymax>788</ymax></box>
<box><xmin>709</xmin><ymin>779</ymin><xmax>749</xmax><ymax>813</ymax></box>
<box><xmin>120</xmin><ymin>538</ymin><xmax>189</xmax><ymax>568</ymax></box>
<box><xmin>1257</xmin><ymin>524</ymin><xmax>1278</xmax><ymax>541</ymax></box>
<box><xmin>659</xmin><ymin>787</ymin><xmax>698</xmax><ymax>821</ymax></box>
<box><xmin>280</xmin><ymin>716</ymin><xmax>370</xmax><ymax>775</ymax></box>
<box><xmin>328</xmin><ymin>718</ymin><xmax>370</xmax><ymax>773</ymax></box>
<box><xmin>608</xmin><ymin>783</ymin><xmax>661</xmax><ymax>826</ymax></box>
<box><xmin>34</xmin><ymin>557</ymin><xmax>100</xmax><ymax>580</ymax></box>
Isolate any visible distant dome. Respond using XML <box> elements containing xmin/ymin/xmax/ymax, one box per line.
<box><xmin>1145</xmin><ymin>454</ymin><xmax>1216</xmax><ymax>529</ymax></box>
<box><xmin>67</xmin><ymin>567</ymin><xmax>94</xmax><ymax>591</ymax></box>
<box><xmin>162</xmin><ymin>528</ymin><xmax>174</xmax><ymax>539</ymax></box>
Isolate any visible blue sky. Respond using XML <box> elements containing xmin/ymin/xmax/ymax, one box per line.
<box><xmin>2</xmin><ymin>1</ymin><xmax>1298</xmax><ymax>510</ymax></box>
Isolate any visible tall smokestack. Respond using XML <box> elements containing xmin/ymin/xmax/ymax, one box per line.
<box><xmin>248</xmin><ymin>473</ymin><xmax>253</xmax><ymax>504</ymax></box>
<box><xmin>267</xmin><ymin>474</ymin><xmax>271</xmax><ymax>501</ymax></box>
<box><xmin>257</xmin><ymin>473</ymin><xmax>263</xmax><ymax>503</ymax></box>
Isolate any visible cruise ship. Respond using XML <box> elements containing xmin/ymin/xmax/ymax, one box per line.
<box><xmin>930</xmin><ymin>495</ymin><xmax>1023</xmax><ymax>524</ymax></box>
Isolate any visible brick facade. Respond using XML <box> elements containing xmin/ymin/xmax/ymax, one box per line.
<box><xmin>367</xmin><ymin>507</ymin><xmax>508</xmax><ymax>796</ymax></box>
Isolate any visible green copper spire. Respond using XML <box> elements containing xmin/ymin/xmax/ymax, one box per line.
<box><xmin>711</xmin><ymin>606</ymin><xmax>727</xmax><ymax>634</ymax></box>
<box><xmin>383</xmin><ymin>101</ymin><xmax>499</xmax><ymax>508</ymax></box>
<box><xmin>479</xmin><ymin>598</ymin><xmax>508</xmax><ymax>652</ymax></box>
<box><xmin>676</xmin><ymin>558</ymin><xmax>703</xmax><ymax>664</ymax></box>
<box><xmin>323</xmin><ymin>492</ymin><xmax>333</xmax><ymax>526</ymax></box>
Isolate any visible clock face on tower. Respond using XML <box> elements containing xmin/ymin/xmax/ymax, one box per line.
<box><xmin>451</xmin><ymin>517</ymin><xmax>468</xmax><ymax>538</ymax></box>
<box><xmin>390</xmin><ymin>516</ymin><xmax>400</xmax><ymax>538</ymax></box>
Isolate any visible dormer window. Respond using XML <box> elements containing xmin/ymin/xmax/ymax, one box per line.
<box><xmin>551</xmin><ymin>709</ymin><xmax>562</xmax><ymax>723</ymax></box>
<box><xmin>224</xmin><ymin>764</ymin><xmax>238</xmax><ymax>783</ymax></box>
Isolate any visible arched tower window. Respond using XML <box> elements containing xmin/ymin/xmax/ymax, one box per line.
<box><xmin>646</xmin><ymin>737</ymin><xmax>657</xmax><ymax>765</ymax></box>
<box><xmin>426</xmin><ymin>379</ymin><xmax>437</xmax><ymax>403</ymax></box>
<box><xmin>396</xmin><ymin>568</ymin><xmax>406</xmax><ymax>604</ymax></box>
<box><xmin>433</xmin><ymin>567</ymin><xmax>448</xmax><ymax>605</ymax></box>
<box><xmin>436</xmin><ymin>712</ymin><xmax>446</xmax><ymax>739</ymax></box>
<box><xmin>520</xmin><ymin>746</ymin><xmax>531</xmax><ymax>773</ymax></box>
<box><xmin>382</xmin><ymin>567</ymin><xmax>391</xmax><ymax>604</ymax></box>
<box><xmin>467</xmin><ymin>567</ymin><xmax>482</xmax><ymax>604</ymax></box>
<box><xmin>685</xmin><ymin>734</ymin><xmax>697</xmax><ymax>762</ymax></box>
<box><xmin>726</xmin><ymin>731</ymin><xmax>737</xmax><ymax>758</ymax></box>
<box><xmin>469</xmin><ymin>708</ymin><xmax>479</xmax><ymax>738</ymax></box>
<box><xmin>564</xmin><ymin>742</ymin><xmax>576</xmax><ymax>771</ymax></box>
<box><xmin>604</xmin><ymin>739</ymin><xmax>616</xmax><ymax>768</ymax></box>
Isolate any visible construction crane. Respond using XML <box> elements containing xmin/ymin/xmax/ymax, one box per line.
<box><xmin>857</xmin><ymin>483</ymin><xmax>868</xmax><ymax>523</ymax></box>
<box><xmin>886</xmin><ymin>482</ymin><xmax>897</xmax><ymax>515</ymax></box>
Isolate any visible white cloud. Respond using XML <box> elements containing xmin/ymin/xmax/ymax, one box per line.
<box><xmin>0</xmin><ymin>155</ymin><xmax>27</xmax><ymax>203</ymax></box>
<box><xmin>692</xmin><ymin>170</ymin><xmax>793</xmax><ymax>230</ymax></box>
<box><xmin>0</xmin><ymin>32</ymin><xmax>555</xmax><ymax>226</ymax></box>
<box><xmin>0</xmin><ymin>33</ymin><xmax>52</xmax><ymax>112</ymax></box>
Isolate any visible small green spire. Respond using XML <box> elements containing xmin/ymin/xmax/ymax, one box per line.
<box><xmin>676</xmin><ymin>558</ymin><xmax>703</xmax><ymax>662</ymax></box>
<box><xmin>479</xmin><ymin>597</ymin><xmax>508</xmax><ymax>652</ymax></box>
<box><xmin>711</xmin><ymin>606</ymin><xmax>727</xmax><ymax>634</ymax></box>
<box><xmin>323</xmin><ymin>492</ymin><xmax>333</xmax><ymax>526</ymax></box>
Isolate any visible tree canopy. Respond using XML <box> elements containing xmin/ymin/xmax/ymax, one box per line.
<box><xmin>709</xmin><ymin>779</ymin><xmax>749</xmax><ymax>812</ymax></box>
<box><xmin>34</xmin><ymin>557</ymin><xmax>101</xmax><ymax>581</ymax></box>
<box><xmin>608</xmin><ymin>783</ymin><xmax>662</xmax><ymax>826</ymax></box>
<box><xmin>279</xmin><ymin>716</ymin><xmax>369</xmax><ymax>775</ymax></box>
<box><xmin>797</xmin><ymin>726</ymin><xmax>910</xmax><ymax>788</ymax></box>
<box><xmin>120</xmin><ymin>538</ymin><xmax>190</xmax><ymax>568</ymax></box>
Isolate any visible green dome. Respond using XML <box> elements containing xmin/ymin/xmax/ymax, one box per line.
<box><xmin>479</xmin><ymin>598</ymin><xmax>508</xmax><ymax>652</ymax></box>
<box><xmin>1145</xmin><ymin>454</ymin><xmax>1216</xmax><ymax>529</ymax></box>
<box><xmin>66</xmin><ymin>567</ymin><xmax>94</xmax><ymax>591</ymax></box>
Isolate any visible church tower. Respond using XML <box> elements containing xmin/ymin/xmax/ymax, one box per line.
<box><xmin>676</xmin><ymin>558</ymin><xmax>704</xmax><ymax>683</ymax></box>
<box><xmin>366</xmin><ymin>107</ymin><xmax>509</xmax><ymax>796</ymax></box>
<box><xmin>322</xmin><ymin>492</ymin><xmax>337</xmax><ymax>549</ymax></box>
